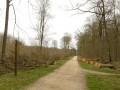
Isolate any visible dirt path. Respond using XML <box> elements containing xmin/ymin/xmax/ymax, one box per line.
<box><xmin>23</xmin><ymin>56</ymin><xmax>88</xmax><ymax>90</ymax></box>
<box><xmin>81</xmin><ymin>69</ymin><xmax>119</xmax><ymax>75</ymax></box>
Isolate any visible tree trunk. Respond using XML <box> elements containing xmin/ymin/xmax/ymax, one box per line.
<box><xmin>91</xmin><ymin>35</ymin><xmax>94</xmax><ymax>58</ymax></box>
<box><xmin>1</xmin><ymin>0</ymin><xmax>10</xmax><ymax>63</ymax></box>
<box><xmin>113</xmin><ymin>0</ymin><xmax>118</xmax><ymax>61</ymax></box>
<box><xmin>101</xmin><ymin>0</ymin><xmax>112</xmax><ymax>62</ymax></box>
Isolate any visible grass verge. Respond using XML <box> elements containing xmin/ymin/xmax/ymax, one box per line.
<box><xmin>78</xmin><ymin>60</ymin><xmax>120</xmax><ymax>90</ymax></box>
<box><xmin>87</xmin><ymin>74</ymin><xmax>120</xmax><ymax>90</ymax></box>
<box><xmin>0</xmin><ymin>56</ymin><xmax>73</xmax><ymax>90</ymax></box>
<box><xmin>79</xmin><ymin>61</ymin><xmax>120</xmax><ymax>74</ymax></box>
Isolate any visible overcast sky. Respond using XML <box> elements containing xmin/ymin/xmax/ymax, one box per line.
<box><xmin>0</xmin><ymin>0</ymin><xmax>91</xmax><ymax>47</ymax></box>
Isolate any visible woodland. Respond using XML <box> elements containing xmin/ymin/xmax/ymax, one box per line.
<box><xmin>0</xmin><ymin>0</ymin><xmax>120</xmax><ymax>90</ymax></box>
<box><xmin>0</xmin><ymin>0</ymin><xmax>76</xmax><ymax>74</ymax></box>
<box><xmin>76</xmin><ymin>0</ymin><xmax>120</xmax><ymax>69</ymax></box>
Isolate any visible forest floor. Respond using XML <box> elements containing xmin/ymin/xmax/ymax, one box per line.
<box><xmin>23</xmin><ymin>56</ymin><xmax>88</xmax><ymax>90</ymax></box>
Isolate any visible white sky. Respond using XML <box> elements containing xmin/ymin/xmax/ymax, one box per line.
<box><xmin>0</xmin><ymin>0</ymin><xmax>91</xmax><ymax>47</ymax></box>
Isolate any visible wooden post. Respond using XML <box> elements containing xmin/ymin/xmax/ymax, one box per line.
<box><xmin>14</xmin><ymin>40</ymin><xmax>18</xmax><ymax>76</ymax></box>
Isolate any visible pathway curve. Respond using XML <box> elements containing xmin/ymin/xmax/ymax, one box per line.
<box><xmin>81</xmin><ymin>69</ymin><xmax>119</xmax><ymax>75</ymax></box>
<box><xmin>23</xmin><ymin>56</ymin><xmax>88</xmax><ymax>90</ymax></box>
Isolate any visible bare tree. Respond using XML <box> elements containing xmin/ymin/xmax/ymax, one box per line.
<box><xmin>61</xmin><ymin>33</ymin><xmax>72</xmax><ymax>49</ymax></box>
<box><xmin>76</xmin><ymin>0</ymin><xmax>120</xmax><ymax>63</ymax></box>
<box><xmin>112</xmin><ymin>0</ymin><xmax>119</xmax><ymax>61</ymax></box>
<box><xmin>1</xmin><ymin>0</ymin><xmax>11</xmax><ymax>63</ymax></box>
<box><xmin>52</xmin><ymin>40</ymin><xmax>57</xmax><ymax>48</ymax></box>
<box><xmin>36</xmin><ymin>0</ymin><xmax>50</xmax><ymax>53</ymax></box>
<box><xmin>70</xmin><ymin>0</ymin><xmax>114</xmax><ymax>62</ymax></box>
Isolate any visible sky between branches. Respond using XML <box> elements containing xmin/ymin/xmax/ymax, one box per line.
<box><xmin>0</xmin><ymin>0</ymin><xmax>91</xmax><ymax>47</ymax></box>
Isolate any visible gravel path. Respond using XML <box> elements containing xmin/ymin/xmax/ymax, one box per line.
<box><xmin>23</xmin><ymin>56</ymin><xmax>88</xmax><ymax>90</ymax></box>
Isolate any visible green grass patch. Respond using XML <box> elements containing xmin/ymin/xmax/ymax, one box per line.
<box><xmin>87</xmin><ymin>74</ymin><xmax>120</xmax><ymax>90</ymax></box>
<box><xmin>0</xmin><ymin>57</ymin><xmax>73</xmax><ymax>90</ymax></box>
<box><xmin>79</xmin><ymin>61</ymin><xmax>120</xmax><ymax>74</ymax></box>
<box><xmin>78</xmin><ymin>60</ymin><xmax>120</xmax><ymax>90</ymax></box>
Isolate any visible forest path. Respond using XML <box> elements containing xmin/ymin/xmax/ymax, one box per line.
<box><xmin>23</xmin><ymin>56</ymin><xmax>88</xmax><ymax>90</ymax></box>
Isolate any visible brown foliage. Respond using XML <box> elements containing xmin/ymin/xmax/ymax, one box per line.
<box><xmin>0</xmin><ymin>35</ymin><xmax>74</xmax><ymax>72</ymax></box>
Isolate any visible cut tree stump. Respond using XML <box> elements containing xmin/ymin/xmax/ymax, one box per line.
<box><xmin>80</xmin><ymin>59</ymin><xmax>86</xmax><ymax>62</ymax></box>
<box><xmin>89</xmin><ymin>61</ymin><xmax>94</xmax><ymax>65</ymax></box>
<box><xmin>79</xmin><ymin>58</ymin><xmax>114</xmax><ymax>69</ymax></box>
<box><xmin>95</xmin><ymin>63</ymin><xmax>114</xmax><ymax>68</ymax></box>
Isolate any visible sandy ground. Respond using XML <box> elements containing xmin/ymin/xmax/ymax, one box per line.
<box><xmin>23</xmin><ymin>56</ymin><xmax>88</xmax><ymax>90</ymax></box>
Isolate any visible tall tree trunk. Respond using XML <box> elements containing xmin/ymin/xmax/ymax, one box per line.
<box><xmin>91</xmin><ymin>28</ymin><xmax>95</xmax><ymax>58</ymax></box>
<box><xmin>101</xmin><ymin>0</ymin><xmax>112</xmax><ymax>62</ymax></box>
<box><xmin>113</xmin><ymin>0</ymin><xmax>118</xmax><ymax>61</ymax></box>
<box><xmin>40</xmin><ymin>13</ymin><xmax>45</xmax><ymax>56</ymax></box>
<box><xmin>114</xmin><ymin>18</ymin><xmax>118</xmax><ymax>61</ymax></box>
<box><xmin>1</xmin><ymin>0</ymin><xmax>10</xmax><ymax>63</ymax></box>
